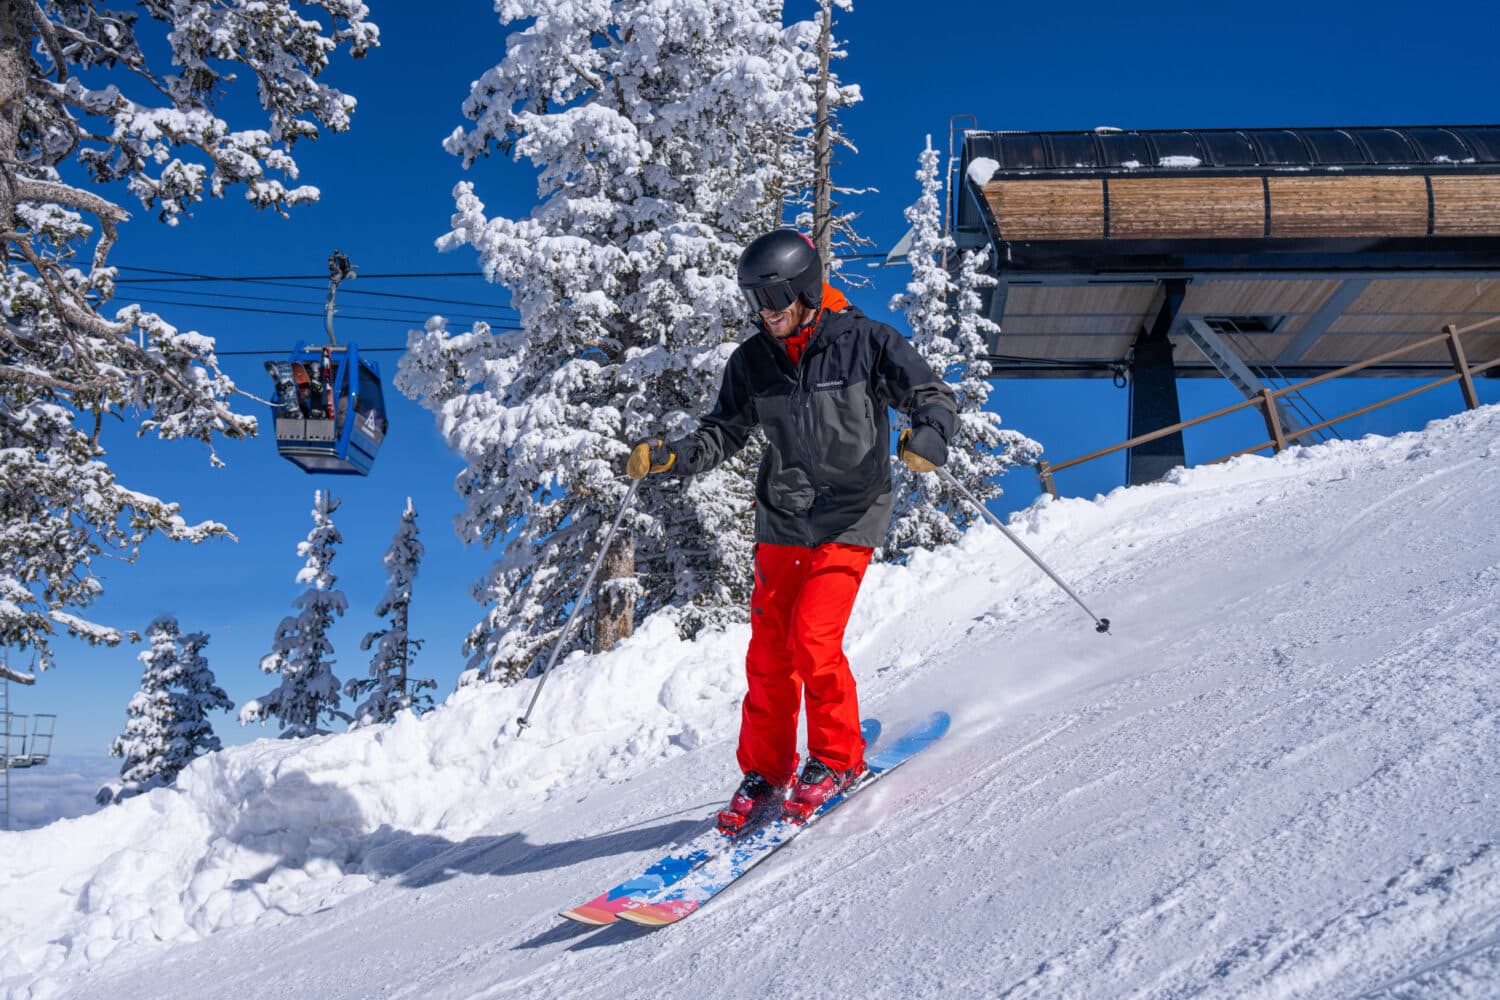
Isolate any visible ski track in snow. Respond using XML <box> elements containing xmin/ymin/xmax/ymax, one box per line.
<box><xmin>7</xmin><ymin>406</ymin><xmax>1500</xmax><ymax>999</ymax></box>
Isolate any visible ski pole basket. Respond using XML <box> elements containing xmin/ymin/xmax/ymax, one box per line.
<box><xmin>268</xmin><ymin>341</ymin><xmax>388</xmax><ymax>476</ymax></box>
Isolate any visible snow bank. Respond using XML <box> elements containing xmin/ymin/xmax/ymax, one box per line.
<box><xmin>0</xmin><ymin>612</ymin><xmax>749</xmax><ymax>995</ymax></box>
<box><xmin>8</xmin><ymin>404</ymin><xmax>1500</xmax><ymax>999</ymax></box>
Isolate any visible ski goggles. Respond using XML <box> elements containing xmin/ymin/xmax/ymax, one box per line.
<box><xmin>741</xmin><ymin>280</ymin><xmax>801</xmax><ymax>314</ymax></box>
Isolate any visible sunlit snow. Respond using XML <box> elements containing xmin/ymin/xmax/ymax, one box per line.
<box><xmin>6</xmin><ymin>406</ymin><xmax>1500</xmax><ymax>998</ymax></box>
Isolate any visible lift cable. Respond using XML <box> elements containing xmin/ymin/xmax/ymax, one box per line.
<box><xmin>218</xmin><ymin>345</ymin><xmax>414</xmax><ymax>356</ymax></box>
<box><xmin>122</xmin><ymin>285</ymin><xmax>507</xmax><ymax>325</ymax></box>
<box><xmin>114</xmin><ymin>266</ymin><xmax>487</xmax><ymax>282</ymax></box>
<box><xmin>130</xmin><ymin>295</ymin><xmax>523</xmax><ymax>330</ymax></box>
<box><xmin>115</xmin><ymin>252</ymin><xmax>888</xmax><ymax>287</ymax></box>
<box><xmin>114</xmin><ymin>266</ymin><xmax>518</xmax><ymax>313</ymax></box>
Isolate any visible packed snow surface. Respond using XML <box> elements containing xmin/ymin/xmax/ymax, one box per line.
<box><xmin>8</xmin><ymin>406</ymin><xmax>1500</xmax><ymax>998</ymax></box>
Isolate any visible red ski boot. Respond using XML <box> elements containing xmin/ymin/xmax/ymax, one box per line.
<box><xmin>782</xmin><ymin>757</ymin><xmax>866</xmax><ymax>824</ymax></box>
<box><xmin>716</xmin><ymin>771</ymin><xmax>788</xmax><ymax>837</ymax></box>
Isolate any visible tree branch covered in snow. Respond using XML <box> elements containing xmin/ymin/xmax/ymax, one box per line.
<box><xmin>0</xmin><ymin>2</ymin><xmax>376</xmax><ymax>673</ymax></box>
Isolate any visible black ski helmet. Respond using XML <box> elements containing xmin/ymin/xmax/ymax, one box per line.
<box><xmin>737</xmin><ymin>229</ymin><xmax>823</xmax><ymax>312</ymax></box>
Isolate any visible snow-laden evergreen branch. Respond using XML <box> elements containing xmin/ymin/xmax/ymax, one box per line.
<box><xmin>0</xmin><ymin>2</ymin><xmax>376</xmax><ymax>674</ymax></box>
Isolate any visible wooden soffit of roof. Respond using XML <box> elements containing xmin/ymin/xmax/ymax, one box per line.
<box><xmin>973</xmin><ymin>175</ymin><xmax>1498</xmax><ymax>373</ymax></box>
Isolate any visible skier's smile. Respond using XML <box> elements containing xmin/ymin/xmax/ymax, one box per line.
<box><xmin>760</xmin><ymin>301</ymin><xmax>814</xmax><ymax>339</ymax></box>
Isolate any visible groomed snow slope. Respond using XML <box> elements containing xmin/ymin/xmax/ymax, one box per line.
<box><xmin>8</xmin><ymin>405</ymin><xmax>1500</xmax><ymax>999</ymax></box>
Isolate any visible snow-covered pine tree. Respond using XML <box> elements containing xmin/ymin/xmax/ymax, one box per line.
<box><xmin>98</xmin><ymin>614</ymin><xmax>232</xmax><ymax>804</ymax></box>
<box><xmin>886</xmin><ymin>137</ymin><xmax>962</xmax><ymax>558</ymax></box>
<box><xmin>241</xmin><ymin>491</ymin><xmax>350</xmax><ymax>737</ymax></box>
<box><xmin>884</xmin><ymin>137</ymin><xmax>1042</xmax><ymax>561</ymax></box>
<box><xmin>347</xmin><ymin>498</ymin><xmax>432</xmax><ymax>726</ymax></box>
<box><xmin>0</xmin><ymin>3</ymin><xmax>376</xmax><ymax>676</ymax></box>
<box><xmin>948</xmin><ymin>244</ymin><xmax>1044</xmax><ymax>527</ymax></box>
<box><xmin>398</xmin><ymin>0</ymin><xmax>819</xmax><ymax>684</ymax></box>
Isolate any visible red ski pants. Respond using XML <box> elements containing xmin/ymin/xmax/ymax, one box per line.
<box><xmin>738</xmin><ymin>542</ymin><xmax>874</xmax><ymax>784</ymax></box>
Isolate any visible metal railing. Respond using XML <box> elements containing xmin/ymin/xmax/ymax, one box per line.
<box><xmin>1037</xmin><ymin>315</ymin><xmax>1500</xmax><ymax>497</ymax></box>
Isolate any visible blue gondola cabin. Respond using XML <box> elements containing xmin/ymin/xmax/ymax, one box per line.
<box><xmin>266</xmin><ymin>342</ymin><xmax>387</xmax><ymax>475</ymax></box>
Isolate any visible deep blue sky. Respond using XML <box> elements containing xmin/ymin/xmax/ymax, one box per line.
<box><xmin>17</xmin><ymin>0</ymin><xmax>1498</xmax><ymax>755</ymax></box>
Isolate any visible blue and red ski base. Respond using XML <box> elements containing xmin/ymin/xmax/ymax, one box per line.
<box><xmin>560</xmin><ymin>712</ymin><xmax>949</xmax><ymax>928</ymax></box>
<box><xmin>558</xmin><ymin>719</ymin><xmax>878</xmax><ymax>926</ymax></box>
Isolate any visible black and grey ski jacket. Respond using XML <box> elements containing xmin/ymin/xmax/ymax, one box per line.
<box><xmin>668</xmin><ymin>292</ymin><xmax>957</xmax><ymax>548</ymax></box>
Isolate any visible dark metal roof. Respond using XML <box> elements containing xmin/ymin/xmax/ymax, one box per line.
<box><xmin>962</xmin><ymin>125</ymin><xmax>1500</xmax><ymax>176</ymax></box>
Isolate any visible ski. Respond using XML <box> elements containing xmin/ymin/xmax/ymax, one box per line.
<box><xmin>265</xmin><ymin>361</ymin><xmax>301</xmax><ymax>418</ymax></box>
<box><xmin>616</xmin><ymin>710</ymin><xmax>949</xmax><ymax>928</ymax></box>
<box><xmin>321</xmin><ymin>346</ymin><xmax>335</xmax><ymax>420</ymax></box>
<box><xmin>559</xmin><ymin>719</ymin><xmax>881</xmax><ymax>927</ymax></box>
<box><xmin>291</xmin><ymin>362</ymin><xmax>313</xmax><ymax>416</ymax></box>
<box><xmin>559</xmin><ymin>827</ymin><xmax>726</xmax><ymax>926</ymax></box>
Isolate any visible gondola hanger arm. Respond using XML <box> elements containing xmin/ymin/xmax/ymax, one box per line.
<box><xmin>324</xmin><ymin>250</ymin><xmax>357</xmax><ymax>347</ymax></box>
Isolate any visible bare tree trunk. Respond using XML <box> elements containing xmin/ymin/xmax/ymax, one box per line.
<box><xmin>0</xmin><ymin>2</ymin><xmax>29</xmax><ymax>243</ymax></box>
<box><xmin>394</xmin><ymin>600</ymin><xmax>409</xmax><ymax>706</ymax></box>
<box><xmin>592</xmin><ymin>529</ymin><xmax>635</xmax><ymax>653</ymax></box>
<box><xmin>812</xmin><ymin>0</ymin><xmax>833</xmax><ymax>270</ymax></box>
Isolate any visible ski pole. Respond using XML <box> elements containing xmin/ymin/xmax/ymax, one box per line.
<box><xmin>516</xmin><ymin>478</ymin><xmax>642</xmax><ymax>733</ymax></box>
<box><xmin>935</xmin><ymin>467</ymin><xmax>1111</xmax><ymax>635</ymax></box>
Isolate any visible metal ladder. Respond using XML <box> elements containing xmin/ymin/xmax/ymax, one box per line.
<box><xmin>1182</xmin><ymin>317</ymin><xmax>1332</xmax><ymax>445</ymax></box>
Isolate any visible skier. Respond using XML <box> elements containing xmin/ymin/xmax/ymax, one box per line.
<box><xmin>626</xmin><ymin>229</ymin><xmax>957</xmax><ymax>834</ymax></box>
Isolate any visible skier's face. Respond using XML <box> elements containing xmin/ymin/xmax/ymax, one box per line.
<box><xmin>760</xmin><ymin>300</ymin><xmax>815</xmax><ymax>339</ymax></box>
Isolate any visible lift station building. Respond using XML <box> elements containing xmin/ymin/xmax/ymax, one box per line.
<box><xmin>954</xmin><ymin>125</ymin><xmax>1500</xmax><ymax>486</ymax></box>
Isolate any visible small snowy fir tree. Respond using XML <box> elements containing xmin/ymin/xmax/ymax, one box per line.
<box><xmin>347</xmin><ymin>498</ymin><xmax>433</xmax><ymax>726</ymax></box>
<box><xmin>398</xmin><ymin>0</ymin><xmax>821</xmax><ymax>684</ymax></box>
<box><xmin>241</xmin><ymin>491</ymin><xmax>350</xmax><ymax>737</ymax></box>
<box><xmin>947</xmin><ymin>245</ymin><xmax>1044</xmax><ymax>522</ymax></box>
<box><xmin>98</xmin><ymin>615</ymin><xmax>232</xmax><ymax>804</ymax></box>
<box><xmin>0</xmin><ymin>3</ymin><xmax>376</xmax><ymax>676</ymax></box>
<box><xmin>885</xmin><ymin>137</ymin><xmax>1042</xmax><ymax>561</ymax></box>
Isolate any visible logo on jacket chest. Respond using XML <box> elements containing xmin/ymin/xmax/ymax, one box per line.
<box><xmin>814</xmin><ymin>379</ymin><xmax>847</xmax><ymax>390</ymax></box>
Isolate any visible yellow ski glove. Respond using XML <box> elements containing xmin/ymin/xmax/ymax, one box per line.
<box><xmin>626</xmin><ymin>437</ymin><xmax>676</xmax><ymax>480</ymax></box>
<box><xmin>898</xmin><ymin>426</ymin><xmax>945</xmax><ymax>474</ymax></box>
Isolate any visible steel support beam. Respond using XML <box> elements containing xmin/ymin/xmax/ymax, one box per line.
<box><xmin>1275</xmin><ymin>277</ymin><xmax>1371</xmax><ymax>364</ymax></box>
<box><xmin>1126</xmin><ymin>280</ymin><xmax>1186</xmax><ymax>486</ymax></box>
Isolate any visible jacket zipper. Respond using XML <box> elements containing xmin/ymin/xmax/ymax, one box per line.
<box><xmin>774</xmin><ymin>324</ymin><xmax>822</xmax><ymax>547</ymax></box>
<box><xmin>765</xmin><ymin>315</ymin><xmax>835</xmax><ymax>547</ymax></box>
<box><xmin>798</xmin><ymin>331</ymin><xmax>829</xmax><ymax>550</ymax></box>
